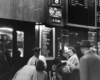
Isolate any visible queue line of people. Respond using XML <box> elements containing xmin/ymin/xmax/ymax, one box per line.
<box><xmin>1</xmin><ymin>40</ymin><xmax>100</xmax><ymax>80</ymax></box>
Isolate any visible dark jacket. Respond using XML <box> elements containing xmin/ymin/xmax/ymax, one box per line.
<box><xmin>80</xmin><ymin>50</ymin><xmax>100</xmax><ymax>80</ymax></box>
<box><xmin>0</xmin><ymin>54</ymin><xmax>11</xmax><ymax>80</ymax></box>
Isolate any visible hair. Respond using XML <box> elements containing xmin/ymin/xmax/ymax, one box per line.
<box><xmin>54</xmin><ymin>57</ymin><xmax>61</xmax><ymax>65</ymax></box>
<box><xmin>68</xmin><ymin>47</ymin><xmax>76</xmax><ymax>54</ymax></box>
<box><xmin>59</xmin><ymin>50</ymin><xmax>63</xmax><ymax>56</ymax></box>
<box><xmin>32</xmin><ymin>47</ymin><xmax>40</xmax><ymax>53</ymax></box>
<box><xmin>35</xmin><ymin>59</ymin><xmax>45</xmax><ymax>72</ymax></box>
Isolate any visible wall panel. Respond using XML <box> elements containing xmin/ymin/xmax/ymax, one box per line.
<box><xmin>0</xmin><ymin>0</ymin><xmax>46</xmax><ymax>23</ymax></box>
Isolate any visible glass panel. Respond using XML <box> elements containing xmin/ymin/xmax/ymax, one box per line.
<box><xmin>17</xmin><ymin>31</ymin><xmax>24</xmax><ymax>57</ymax></box>
<box><xmin>88</xmin><ymin>31</ymin><xmax>97</xmax><ymax>46</ymax></box>
<box><xmin>57</xmin><ymin>29</ymin><xmax>69</xmax><ymax>60</ymax></box>
<box><xmin>0</xmin><ymin>27</ymin><xmax>13</xmax><ymax>68</ymax></box>
<box><xmin>57</xmin><ymin>28</ymin><xmax>88</xmax><ymax>60</ymax></box>
<box><xmin>0</xmin><ymin>27</ymin><xmax>13</xmax><ymax>57</ymax></box>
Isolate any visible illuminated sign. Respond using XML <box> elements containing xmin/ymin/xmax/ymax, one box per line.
<box><xmin>49</xmin><ymin>7</ymin><xmax>62</xmax><ymax>18</ymax></box>
<box><xmin>51</xmin><ymin>18</ymin><xmax>61</xmax><ymax>24</ymax></box>
<box><xmin>52</xmin><ymin>0</ymin><xmax>61</xmax><ymax>5</ymax></box>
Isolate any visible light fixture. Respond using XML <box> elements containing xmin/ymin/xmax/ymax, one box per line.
<box><xmin>0</xmin><ymin>27</ymin><xmax>13</xmax><ymax>32</ymax></box>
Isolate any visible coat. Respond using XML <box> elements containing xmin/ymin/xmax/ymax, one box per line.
<box><xmin>0</xmin><ymin>54</ymin><xmax>11</xmax><ymax>80</ymax></box>
<box><xmin>12</xmin><ymin>65</ymin><xmax>47</xmax><ymax>80</ymax></box>
<box><xmin>80</xmin><ymin>50</ymin><xmax>100</xmax><ymax>80</ymax></box>
<box><xmin>67</xmin><ymin>54</ymin><xmax>79</xmax><ymax>67</ymax></box>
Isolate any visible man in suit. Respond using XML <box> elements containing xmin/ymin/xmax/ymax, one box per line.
<box><xmin>80</xmin><ymin>40</ymin><xmax>100</xmax><ymax>80</ymax></box>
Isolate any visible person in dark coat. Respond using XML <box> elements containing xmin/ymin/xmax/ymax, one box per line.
<box><xmin>80</xmin><ymin>40</ymin><xmax>100</xmax><ymax>80</ymax></box>
<box><xmin>58</xmin><ymin>50</ymin><xmax>67</xmax><ymax>60</ymax></box>
<box><xmin>0</xmin><ymin>51</ymin><xmax>11</xmax><ymax>80</ymax></box>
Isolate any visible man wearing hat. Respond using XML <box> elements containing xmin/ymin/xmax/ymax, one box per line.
<box><xmin>79</xmin><ymin>40</ymin><xmax>100</xmax><ymax>80</ymax></box>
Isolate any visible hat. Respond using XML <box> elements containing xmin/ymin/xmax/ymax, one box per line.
<box><xmin>32</xmin><ymin>47</ymin><xmax>41</xmax><ymax>52</ymax></box>
<box><xmin>80</xmin><ymin>40</ymin><xmax>92</xmax><ymax>47</ymax></box>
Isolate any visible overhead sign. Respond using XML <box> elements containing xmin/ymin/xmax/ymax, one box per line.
<box><xmin>49</xmin><ymin>7</ymin><xmax>62</xmax><ymax>18</ymax></box>
<box><xmin>52</xmin><ymin>0</ymin><xmax>61</xmax><ymax>5</ymax></box>
<box><xmin>51</xmin><ymin>18</ymin><xmax>61</xmax><ymax>24</ymax></box>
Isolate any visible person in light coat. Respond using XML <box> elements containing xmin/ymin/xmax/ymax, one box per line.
<box><xmin>67</xmin><ymin>47</ymin><xmax>79</xmax><ymax>67</ymax></box>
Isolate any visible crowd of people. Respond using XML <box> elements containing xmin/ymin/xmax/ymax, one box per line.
<box><xmin>1</xmin><ymin>40</ymin><xmax>100</xmax><ymax>80</ymax></box>
<box><xmin>54</xmin><ymin>40</ymin><xmax>100</xmax><ymax>80</ymax></box>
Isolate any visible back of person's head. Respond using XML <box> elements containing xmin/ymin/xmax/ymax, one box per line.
<box><xmin>32</xmin><ymin>47</ymin><xmax>40</xmax><ymax>52</ymax></box>
<box><xmin>32</xmin><ymin>47</ymin><xmax>40</xmax><ymax>55</ymax></box>
<box><xmin>59</xmin><ymin>50</ymin><xmax>63</xmax><ymax>56</ymax></box>
<box><xmin>35</xmin><ymin>59</ymin><xmax>45</xmax><ymax>72</ymax></box>
<box><xmin>54</xmin><ymin>57</ymin><xmax>61</xmax><ymax>65</ymax></box>
<box><xmin>70</xmin><ymin>67</ymin><xmax>80</xmax><ymax>80</ymax></box>
<box><xmin>39</xmin><ymin>55</ymin><xmax>47</xmax><ymax>69</ymax></box>
<box><xmin>69</xmin><ymin>47</ymin><xmax>77</xmax><ymax>54</ymax></box>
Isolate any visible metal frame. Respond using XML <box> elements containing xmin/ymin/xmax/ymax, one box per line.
<box><xmin>39</xmin><ymin>25</ymin><xmax>55</xmax><ymax>60</ymax></box>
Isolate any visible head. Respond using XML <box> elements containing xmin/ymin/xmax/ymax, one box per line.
<box><xmin>68</xmin><ymin>47</ymin><xmax>76</xmax><ymax>57</ymax></box>
<box><xmin>80</xmin><ymin>40</ymin><xmax>91</xmax><ymax>55</ymax></box>
<box><xmin>35</xmin><ymin>59</ymin><xmax>45</xmax><ymax>72</ymax></box>
<box><xmin>54</xmin><ymin>57</ymin><xmax>61</xmax><ymax>65</ymax></box>
<box><xmin>39</xmin><ymin>55</ymin><xmax>47</xmax><ymax>70</ymax></box>
<box><xmin>59</xmin><ymin>50</ymin><xmax>63</xmax><ymax>56</ymax></box>
<box><xmin>80</xmin><ymin>47</ymin><xmax>90</xmax><ymax>54</ymax></box>
<box><xmin>32</xmin><ymin>47</ymin><xmax>40</xmax><ymax>58</ymax></box>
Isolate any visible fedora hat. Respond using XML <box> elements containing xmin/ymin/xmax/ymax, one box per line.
<box><xmin>80</xmin><ymin>40</ymin><xmax>92</xmax><ymax>47</ymax></box>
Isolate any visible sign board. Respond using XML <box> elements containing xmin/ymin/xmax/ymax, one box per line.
<box><xmin>97</xmin><ymin>0</ymin><xmax>100</xmax><ymax>27</ymax></box>
<box><xmin>48</xmin><ymin>6</ymin><xmax>64</xmax><ymax>26</ymax></box>
<box><xmin>49</xmin><ymin>7</ymin><xmax>62</xmax><ymax>18</ymax></box>
<box><xmin>68</xmin><ymin>0</ymin><xmax>89</xmax><ymax>26</ymax></box>
<box><xmin>52</xmin><ymin>0</ymin><xmax>61</xmax><ymax>6</ymax></box>
<box><xmin>39</xmin><ymin>25</ymin><xmax>55</xmax><ymax>60</ymax></box>
<box><xmin>67</xmin><ymin>0</ymin><xmax>95</xmax><ymax>27</ymax></box>
<box><xmin>51</xmin><ymin>18</ymin><xmax>61</xmax><ymax>24</ymax></box>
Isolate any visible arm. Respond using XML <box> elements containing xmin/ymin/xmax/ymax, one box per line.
<box><xmin>80</xmin><ymin>57</ymin><xmax>88</xmax><ymax>80</ymax></box>
<box><xmin>44</xmin><ymin>71</ymin><xmax>48</xmax><ymax>80</ymax></box>
<box><xmin>27</xmin><ymin>57</ymin><xmax>33</xmax><ymax>65</ymax></box>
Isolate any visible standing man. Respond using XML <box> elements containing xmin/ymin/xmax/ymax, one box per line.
<box><xmin>80</xmin><ymin>40</ymin><xmax>100</xmax><ymax>80</ymax></box>
<box><xmin>27</xmin><ymin>47</ymin><xmax>47</xmax><ymax>69</ymax></box>
<box><xmin>27</xmin><ymin>47</ymin><xmax>40</xmax><ymax>66</ymax></box>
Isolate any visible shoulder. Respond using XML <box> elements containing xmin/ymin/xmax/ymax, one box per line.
<box><xmin>29</xmin><ymin>56</ymin><xmax>34</xmax><ymax>60</ymax></box>
<box><xmin>43</xmin><ymin>71</ymin><xmax>48</xmax><ymax>77</ymax></box>
<box><xmin>80</xmin><ymin>55</ymin><xmax>89</xmax><ymax>63</ymax></box>
<box><xmin>39</xmin><ymin>55</ymin><xmax>46</xmax><ymax>61</ymax></box>
<box><xmin>43</xmin><ymin>71</ymin><xmax>47</xmax><ymax>75</ymax></box>
<box><xmin>73</xmin><ymin>54</ymin><xmax>78</xmax><ymax>59</ymax></box>
<box><xmin>70</xmin><ymin>54</ymin><xmax>78</xmax><ymax>60</ymax></box>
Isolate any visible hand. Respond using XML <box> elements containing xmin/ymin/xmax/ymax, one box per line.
<box><xmin>62</xmin><ymin>66</ymin><xmax>70</xmax><ymax>73</ymax></box>
<box><xmin>67</xmin><ymin>62</ymin><xmax>71</xmax><ymax>66</ymax></box>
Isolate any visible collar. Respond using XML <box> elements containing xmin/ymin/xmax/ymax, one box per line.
<box><xmin>84</xmin><ymin>50</ymin><xmax>92</xmax><ymax>55</ymax></box>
